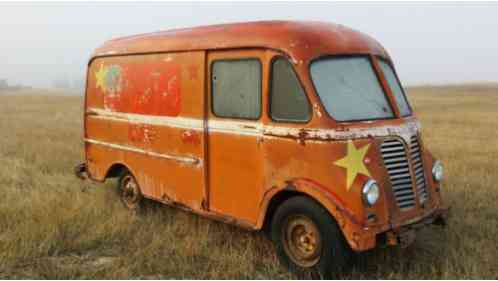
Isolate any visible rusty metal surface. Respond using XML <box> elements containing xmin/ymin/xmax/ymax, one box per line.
<box><xmin>82</xmin><ymin>21</ymin><xmax>445</xmax><ymax>253</ymax></box>
<box><xmin>384</xmin><ymin>206</ymin><xmax>448</xmax><ymax>248</ymax></box>
<box><xmin>91</xmin><ymin>21</ymin><xmax>390</xmax><ymax>63</ymax></box>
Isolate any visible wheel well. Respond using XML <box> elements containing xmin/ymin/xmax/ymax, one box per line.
<box><xmin>105</xmin><ymin>163</ymin><xmax>128</xmax><ymax>179</ymax></box>
<box><xmin>262</xmin><ymin>189</ymin><xmax>303</xmax><ymax>233</ymax></box>
<box><xmin>262</xmin><ymin>189</ymin><xmax>339</xmax><ymax>234</ymax></box>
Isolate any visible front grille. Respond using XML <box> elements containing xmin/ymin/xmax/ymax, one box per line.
<box><xmin>380</xmin><ymin>138</ymin><xmax>416</xmax><ymax>210</ymax></box>
<box><xmin>410</xmin><ymin>135</ymin><xmax>429</xmax><ymax>203</ymax></box>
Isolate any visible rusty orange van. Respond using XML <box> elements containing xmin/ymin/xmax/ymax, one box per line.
<box><xmin>75</xmin><ymin>21</ymin><xmax>448</xmax><ymax>278</ymax></box>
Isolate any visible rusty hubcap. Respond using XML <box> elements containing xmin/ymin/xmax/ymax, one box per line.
<box><xmin>121</xmin><ymin>175</ymin><xmax>140</xmax><ymax>209</ymax></box>
<box><xmin>282</xmin><ymin>215</ymin><xmax>322</xmax><ymax>267</ymax></box>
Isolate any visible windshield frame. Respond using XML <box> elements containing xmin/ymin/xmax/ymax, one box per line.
<box><xmin>308</xmin><ymin>54</ymin><xmax>397</xmax><ymax>123</ymax></box>
<box><xmin>376</xmin><ymin>56</ymin><xmax>413</xmax><ymax>118</ymax></box>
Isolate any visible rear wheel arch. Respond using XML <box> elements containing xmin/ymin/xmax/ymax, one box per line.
<box><xmin>105</xmin><ymin>162</ymin><xmax>131</xmax><ymax>179</ymax></box>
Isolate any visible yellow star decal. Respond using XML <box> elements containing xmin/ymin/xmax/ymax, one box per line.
<box><xmin>334</xmin><ymin>140</ymin><xmax>371</xmax><ymax>190</ymax></box>
<box><xmin>95</xmin><ymin>64</ymin><xmax>108</xmax><ymax>92</ymax></box>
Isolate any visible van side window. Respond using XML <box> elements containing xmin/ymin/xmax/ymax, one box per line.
<box><xmin>212</xmin><ymin>59</ymin><xmax>261</xmax><ymax>119</ymax></box>
<box><xmin>377</xmin><ymin>59</ymin><xmax>412</xmax><ymax>117</ymax></box>
<box><xmin>270</xmin><ymin>58</ymin><xmax>310</xmax><ymax>122</ymax></box>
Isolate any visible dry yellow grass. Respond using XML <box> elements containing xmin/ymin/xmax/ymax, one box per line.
<box><xmin>0</xmin><ymin>85</ymin><xmax>497</xmax><ymax>279</ymax></box>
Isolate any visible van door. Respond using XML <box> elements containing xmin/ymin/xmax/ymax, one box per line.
<box><xmin>94</xmin><ymin>52</ymin><xmax>208</xmax><ymax>210</ymax></box>
<box><xmin>206</xmin><ymin>50</ymin><xmax>266</xmax><ymax>224</ymax></box>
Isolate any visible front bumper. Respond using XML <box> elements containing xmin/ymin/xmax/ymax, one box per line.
<box><xmin>383</xmin><ymin>206</ymin><xmax>449</xmax><ymax>248</ymax></box>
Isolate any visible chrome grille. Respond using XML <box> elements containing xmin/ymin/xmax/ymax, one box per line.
<box><xmin>410</xmin><ymin>135</ymin><xmax>429</xmax><ymax>203</ymax></box>
<box><xmin>380</xmin><ymin>138</ymin><xmax>416</xmax><ymax>210</ymax></box>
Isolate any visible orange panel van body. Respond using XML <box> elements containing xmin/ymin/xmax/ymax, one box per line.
<box><xmin>78</xmin><ymin>21</ymin><xmax>447</xmax><ymax>255</ymax></box>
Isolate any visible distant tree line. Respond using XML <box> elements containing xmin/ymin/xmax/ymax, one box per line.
<box><xmin>0</xmin><ymin>79</ymin><xmax>31</xmax><ymax>91</ymax></box>
<box><xmin>53</xmin><ymin>77</ymin><xmax>85</xmax><ymax>90</ymax></box>
<box><xmin>0</xmin><ymin>77</ymin><xmax>84</xmax><ymax>91</ymax></box>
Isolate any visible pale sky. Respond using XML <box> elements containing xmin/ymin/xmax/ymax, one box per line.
<box><xmin>1</xmin><ymin>2</ymin><xmax>498</xmax><ymax>88</ymax></box>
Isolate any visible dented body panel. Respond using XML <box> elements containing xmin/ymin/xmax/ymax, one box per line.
<box><xmin>82</xmin><ymin>21</ymin><xmax>447</xmax><ymax>252</ymax></box>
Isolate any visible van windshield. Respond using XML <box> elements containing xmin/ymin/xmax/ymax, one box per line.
<box><xmin>310</xmin><ymin>56</ymin><xmax>394</xmax><ymax>122</ymax></box>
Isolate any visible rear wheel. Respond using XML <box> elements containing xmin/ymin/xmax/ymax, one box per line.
<box><xmin>270</xmin><ymin>196</ymin><xmax>353</xmax><ymax>279</ymax></box>
<box><xmin>117</xmin><ymin>170</ymin><xmax>144</xmax><ymax>213</ymax></box>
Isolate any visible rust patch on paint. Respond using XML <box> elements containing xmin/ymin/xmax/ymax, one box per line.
<box><xmin>297</xmin><ymin>129</ymin><xmax>309</xmax><ymax>146</ymax></box>
<box><xmin>96</xmin><ymin>61</ymin><xmax>182</xmax><ymax>117</ymax></box>
<box><xmin>181</xmin><ymin>130</ymin><xmax>201</xmax><ymax>145</ymax></box>
<box><xmin>129</xmin><ymin>123</ymin><xmax>157</xmax><ymax>145</ymax></box>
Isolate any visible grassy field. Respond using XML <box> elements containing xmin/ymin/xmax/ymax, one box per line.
<box><xmin>0</xmin><ymin>85</ymin><xmax>497</xmax><ymax>279</ymax></box>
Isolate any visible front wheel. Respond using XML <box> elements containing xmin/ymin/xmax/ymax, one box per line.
<box><xmin>117</xmin><ymin>170</ymin><xmax>144</xmax><ymax>213</ymax></box>
<box><xmin>270</xmin><ymin>196</ymin><xmax>353</xmax><ymax>279</ymax></box>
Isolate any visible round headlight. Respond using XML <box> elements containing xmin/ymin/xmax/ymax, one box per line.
<box><xmin>432</xmin><ymin>160</ymin><xmax>443</xmax><ymax>182</ymax></box>
<box><xmin>362</xmin><ymin>179</ymin><xmax>380</xmax><ymax>206</ymax></box>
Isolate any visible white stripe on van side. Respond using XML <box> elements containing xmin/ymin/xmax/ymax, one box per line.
<box><xmin>86</xmin><ymin>108</ymin><xmax>421</xmax><ymax>140</ymax></box>
<box><xmin>84</xmin><ymin>138</ymin><xmax>200</xmax><ymax>166</ymax></box>
<box><xmin>87</xmin><ymin>107</ymin><xmax>264</xmax><ymax>137</ymax></box>
<box><xmin>87</xmin><ymin>108</ymin><xmax>204</xmax><ymax>131</ymax></box>
<box><xmin>207</xmin><ymin>119</ymin><xmax>263</xmax><ymax>137</ymax></box>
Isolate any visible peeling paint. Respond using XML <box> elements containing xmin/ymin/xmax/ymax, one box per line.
<box><xmin>129</xmin><ymin>123</ymin><xmax>157</xmax><ymax>145</ymax></box>
<box><xmin>87</xmin><ymin>107</ymin><xmax>203</xmax><ymax>131</ymax></box>
<box><xmin>94</xmin><ymin>60</ymin><xmax>182</xmax><ymax>117</ymax></box>
<box><xmin>181</xmin><ymin>130</ymin><xmax>201</xmax><ymax>145</ymax></box>
<box><xmin>87</xmin><ymin>107</ymin><xmax>421</xmax><ymax>141</ymax></box>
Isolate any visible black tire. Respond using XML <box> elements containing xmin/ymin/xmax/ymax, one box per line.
<box><xmin>270</xmin><ymin>196</ymin><xmax>353</xmax><ymax>279</ymax></box>
<box><xmin>117</xmin><ymin>170</ymin><xmax>144</xmax><ymax>213</ymax></box>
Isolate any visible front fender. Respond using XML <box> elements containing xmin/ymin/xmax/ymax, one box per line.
<box><xmin>257</xmin><ymin>178</ymin><xmax>376</xmax><ymax>251</ymax></box>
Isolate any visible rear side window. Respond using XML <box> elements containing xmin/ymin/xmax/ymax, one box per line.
<box><xmin>270</xmin><ymin>58</ymin><xmax>310</xmax><ymax>122</ymax></box>
<box><xmin>212</xmin><ymin>59</ymin><xmax>261</xmax><ymax>119</ymax></box>
<box><xmin>378</xmin><ymin>60</ymin><xmax>412</xmax><ymax>117</ymax></box>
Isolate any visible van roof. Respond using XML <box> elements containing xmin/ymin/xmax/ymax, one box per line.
<box><xmin>91</xmin><ymin>20</ymin><xmax>390</xmax><ymax>63</ymax></box>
